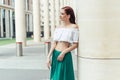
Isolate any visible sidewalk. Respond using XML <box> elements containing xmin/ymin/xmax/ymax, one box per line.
<box><xmin>0</xmin><ymin>40</ymin><xmax>77</xmax><ymax>80</ymax></box>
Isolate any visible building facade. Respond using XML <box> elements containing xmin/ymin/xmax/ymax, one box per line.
<box><xmin>0</xmin><ymin>0</ymin><xmax>33</xmax><ymax>38</ymax></box>
<box><xmin>0</xmin><ymin>0</ymin><xmax>72</xmax><ymax>39</ymax></box>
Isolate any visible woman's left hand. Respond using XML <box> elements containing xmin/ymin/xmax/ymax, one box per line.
<box><xmin>57</xmin><ymin>52</ymin><xmax>65</xmax><ymax>61</ymax></box>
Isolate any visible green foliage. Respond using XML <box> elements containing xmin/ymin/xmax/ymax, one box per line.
<box><xmin>0</xmin><ymin>38</ymin><xmax>32</xmax><ymax>46</ymax></box>
<box><xmin>0</xmin><ymin>39</ymin><xmax>15</xmax><ymax>46</ymax></box>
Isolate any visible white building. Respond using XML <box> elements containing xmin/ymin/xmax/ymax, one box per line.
<box><xmin>0</xmin><ymin>0</ymin><xmax>33</xmax><ymax>38</ymax></box>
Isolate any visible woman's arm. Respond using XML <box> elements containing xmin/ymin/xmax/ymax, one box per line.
<box><xmin>62</xmin><ymin>43</ymin><xmax>78</xmax><ymax>54</ymax></box>
<box><xmin>47</xmin><ymin>41</ymin><xmax>57</xmax><ymax>69</ymax></box>
<box><xmin>57</xmin><ymin>43</ymin><xmax>78</xmax><ymax>61</ymax></box>
<box><xmin>47</xmin><ymin>41</ymin><xmax>57</xmax><ymax>58</ymax></box>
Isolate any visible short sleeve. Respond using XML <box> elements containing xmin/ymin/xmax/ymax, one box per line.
<box><xmin>72</xmin><ymin>29</ymin><xmax>79</xmax><ymax>43</ymax></box>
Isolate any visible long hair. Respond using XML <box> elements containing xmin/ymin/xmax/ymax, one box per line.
<box><xmin>62</xmin><ymin>6</ymin><xmax>76</xmax><ymax>24</ymax></box>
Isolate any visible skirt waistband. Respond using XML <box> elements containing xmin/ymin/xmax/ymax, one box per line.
<box><xmin>54</xmin><ymin>49</ymin><xmax>71</xmax><ymax>53</ymax></box>
<box><xmin>54</xmin><ymin>49</ymin><xmax>62</xmax><ymax>53</ymax></box>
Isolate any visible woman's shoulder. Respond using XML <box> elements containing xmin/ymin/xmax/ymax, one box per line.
<box><xmin>70</xmin><ymin>24</ymin><xmax>79</xmax><ymax>30</ymax></box>
<box><xmin>55</xmin><ymin>24</ymin><xmax>79</xmax><ymax>30</ymax></box>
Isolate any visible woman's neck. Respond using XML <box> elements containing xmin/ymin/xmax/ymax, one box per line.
<box><xmin>61</xmin><ymin>21</ymin><xmax>71</xmax><ymax>26</ymax></box>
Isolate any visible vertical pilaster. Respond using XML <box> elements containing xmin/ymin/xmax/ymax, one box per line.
<box><xmin>33</xmin><ymin>0</ymin><xmax>41</xmax><ymax>42</ymax></box>
<box><xmin>25</xmin><ymin>0</ymin><xmax>28</xmax><ymax>10</ymax></box>
<box><xmin>29</xmin><ymin>14</ymin><xmax>33</xmax><ymax>32</ymax></box>
<box><xmin>0</xmin><ymin>8</ymin><xmax>4</xmax><ymax>37</ymax></box>
<box><xmin>60</xmin><ymin>0</ymin><xmax>64</xmax><ymax>8</ymax></box>
<box><xmin>76</xmin><ymin>0</ymin><xmax>120</xmax><ymax>80</ymax></box>
<box><xmin>55</xmin><ymin>0</ymin><xmax>60</xmax><ymax>27</ymax></box>
<box><xmin>15</xmin><ymin>0</ymin><xmax>26</xmax><ymax>46</ymax></box>
<box><xmin>5</xmin><ymin>9</ymin><xmax>10</xmax><ymax>38</ymax></box>
<box><xmin>44</xmin><ymin>0</ymin><xmax>50</xmax><ymax>40</ymax></box>
<box><xmin>26</xmin><ymin>14</ymin><xmax>29</xmax><ymax>32</ymax></box>
<box><xmin>50</xmin><ymin>0</ymin><xmax>55</xmax><ymax>38</ymax></box>
<box><xmin>0</xmin><ymin>8</ymin><xmax>1</xmax><ymax>38</ymax></box>
<box><xmin>10</xmin><ymin>10</ymin><xmax>13</xmax><ymax>39</ymax></box>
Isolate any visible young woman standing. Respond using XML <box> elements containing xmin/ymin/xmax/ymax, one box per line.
<box><xmin>47</xmin><ymin>6</ymin><xmax>79</xmax><ymax>80</ymax></box>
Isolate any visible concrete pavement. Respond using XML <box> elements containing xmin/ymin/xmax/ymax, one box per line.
<box><xmin>0</xmin><ymin>40</ymin><xmax>77</xmax><ymax>80</ymax></box>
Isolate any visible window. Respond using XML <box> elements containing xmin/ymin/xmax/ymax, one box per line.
<box><xmin>8</xmin><ymin>0</ymin><xmax>10</xmax><ymax>5</ymax></box>
<box><xmin>3</xmin><ymin>0</ymin><xmax>5</xmax><ymax>4</ymax></box>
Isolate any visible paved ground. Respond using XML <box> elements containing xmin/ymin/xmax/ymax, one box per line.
<box><xmin>0</xmin><ymin>40</ymin><xmax>77</xmax><ymax>80</ymax></box>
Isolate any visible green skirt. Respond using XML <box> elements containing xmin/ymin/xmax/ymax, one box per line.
<box><xmin>50</xmin><ymin>49</ymin><xmax>75</xmax><ymax>80</ymax></box>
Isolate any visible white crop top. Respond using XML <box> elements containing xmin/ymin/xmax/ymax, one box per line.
<box><xmin>53</xmin><ymin>27</ymin><xmax>79</xmax><ymax>43</ymax></box>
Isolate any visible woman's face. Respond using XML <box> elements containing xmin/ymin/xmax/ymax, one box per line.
<box><xmin>60</xmin><ymin>9</ymin><xmax>69</xmax><ymax>21</ymax></box>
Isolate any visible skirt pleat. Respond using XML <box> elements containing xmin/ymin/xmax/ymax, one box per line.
<box><xmin>50</xmin><ymin>49</ymin><xmax>75</xmax><ymax>80</ymax></box>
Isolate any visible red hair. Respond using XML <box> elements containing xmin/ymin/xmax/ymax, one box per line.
<box><xmin>62</xmin><ymin>6</ymin><xmax>76</xmax><ymax>24</ymax></box>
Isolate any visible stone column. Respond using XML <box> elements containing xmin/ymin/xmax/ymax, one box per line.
<box><xmin>77</xmin><ymin>0</ymin><xmax>120</xmax><ymax>80</ymax></box>
<box><xmin>71</xmin><ymin>0</ymin><xmax>77</xmax><ymax>13</ymax></box>
<box><xmin>0</xmin><ymin>8</ymin><xmax>1</xmax><ymax>37</ymax></box>
<box><xmin>50</xmin><ymin>0</ymin><xmax>55</xmax><ymax>38</ymax></box>
<box><xmin>10</xmin><ymin>10</ymin><xmax>13</xmax><ymax>39</ymax></box>
<box><xmin>0</xmin><ymin>8</ymin><xmax>4</xmax><ymax>37</ymax></box>
<box><xmin>25</xmin><ymin>0</ymin><xmax>28</xmax><ymax>10</ymax></box>
<box><xmin>44</xmin><ymin>0</ymin><xmax>50</xmax><ymax>40</ymax></box>
<box><xmin>15</xmin><ymin>0</ymin><xmax>26</xmax><ymax>46</ymax></box>
<box><xmin>55</xmin><ymin>0</ymin><xmax>60</xmax><ymax>27</ymax></box>
<box><xmin>60</xmin><ymin>0</ymin><xmax>64</xmax><ymax>8</ymax></box>
<box><xmin>26</xmin><ymin>14</ymin><xmax>29</xmax><ymax>32</ymax></box>
<box><xmin>33</xmin><ymin>0</ymin><xmax>41</xmax><ymax>42</ymax></box>
<box><xmin>63</xmin><ymin>0</ymin><xmax>67</xmax><ymax>6</ymax></box>
<box><xmin>29</xmin><ymin>14</ymin><xmax>33</xmax><ymax>32</ymax></box>
<box><xmin>5</xmin><ymin>9</ymin><xmax>10</xmax><ymax>38</ymax></box>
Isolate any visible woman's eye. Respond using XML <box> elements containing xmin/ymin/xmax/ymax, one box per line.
<box><xmin>61</xmin><ymin>13</ymin><xmax>64</xmax><ymax>15</ymax></box>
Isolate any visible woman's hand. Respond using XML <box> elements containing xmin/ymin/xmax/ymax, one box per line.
<box><xmin>57</xmin><ymin>52</ymin><xmax>65</xmax><ymax>61</ymax></box>
<box><xmin>47</xmin><ymin>57</ymin><xmax>51</xmax><ymax>70</ymax></box>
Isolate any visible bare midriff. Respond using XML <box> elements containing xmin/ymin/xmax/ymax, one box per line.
<box><xmin>55</xmin><ymin>41</ymin><xmax>70</xmax><ymax>51</ymax></box>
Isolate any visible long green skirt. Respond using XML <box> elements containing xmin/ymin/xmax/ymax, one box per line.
<box><xmin>50</xmin><ymin>49</ymin><xmax>75</xmax><ymax>80</ymax></box>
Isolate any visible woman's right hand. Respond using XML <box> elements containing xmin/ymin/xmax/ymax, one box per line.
<box><xmin>47</xmin><ymin>57</ymin><xmax>51</xmax><ymax>70</ymax></box>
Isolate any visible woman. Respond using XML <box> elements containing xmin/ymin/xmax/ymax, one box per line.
<box><xmin>47</xmin><ymin>6</ymin><xmax>79</xmax><ymax>80</ymax></box>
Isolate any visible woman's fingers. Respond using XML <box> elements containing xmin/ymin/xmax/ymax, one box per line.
<box><xmin>57</xmin><ymin>56</ymin><xmax>63</xmax><ymax>61</ymax></box>
<box><xmin>47</xmin><ymin>59</ymin><xmax>51</xmax><ymax>70</ymax></box>
<box><xmin>57</xmin><ymin>53</ymin><xmax>65</xmax><ymax>61</ymax></box>
<box><xmin>47</xmin><ymin>62</ymin><xmax>51</xmax><ymax>69</ymax></box>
